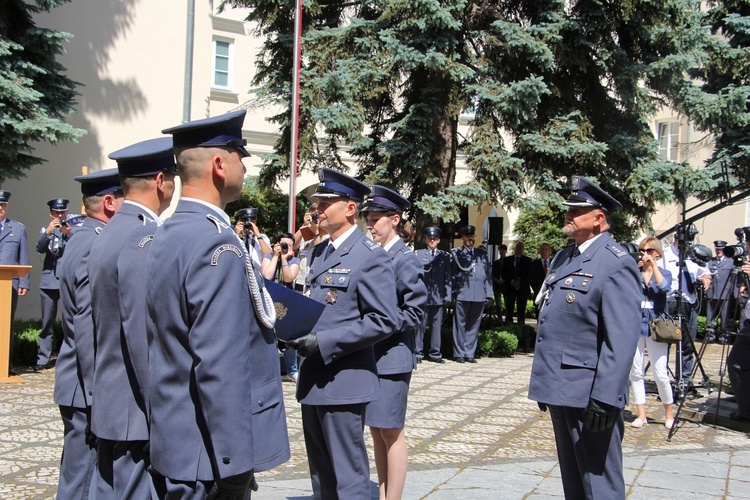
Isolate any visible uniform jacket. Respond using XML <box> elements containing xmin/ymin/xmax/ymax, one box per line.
<box><xmin>707</xmin><ymin>256</ymin><xmax>735</xmax><ymax>300</ymax></box>
<box><xmin>0</xmin><ymin>219</ymin><xmax>30</xmax><ymax>289</ymax></box>
<box><xmin>297</xmin><ymin>227</ymin><xmax>398</xmax><ymax>405</ymax></box>
<box><xmin>415</xmin><ymin>248</ymin><xmax>451</xmax><ymax>305</ymax></box>
<box><xmin>374</xmin><ymin>238</ymin><xmax>427</xmax><ymax>375</ymax></box>
<box><xmin>89</xmin><ymin>203</ymin><xmax>156</xmax><ymax>441</ymax></box>
<box><xmin>147</xmin><ymin>200</ymin><xmax>289</xmax><ymax>481</ymax></box>
<box><xmin>451</xmin><ymin>246</ymin><xmax>492</xmax><ymax>302</ymax></box>
<box><xmin>528</xmin><ymin>233</ymin><xmax>641</xmax><ymax>409</ymax></box>
<box><xmin>501</xmin><ymin>253</ymin><xmax>533</xmax><ymax>295</ymax></box>
<box><xmin>36</xmin><ymin>228</ymin><xmax>67</xmax><ymax>289</ymax></box>
<box><xmin>53</xmin><ymin>217</ymin><xmax>105</xmax><ymax>409</ymax></box>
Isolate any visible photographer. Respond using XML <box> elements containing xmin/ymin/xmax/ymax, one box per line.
<box><xmin>262</xmin><ymin>233</ymin><xmax>300</xmax><ymax>382</ymax></box>
<box><xmin>728</xmin><ymin>260</ymin><xmax>750</xmax><ymax>422</ymax></box>
<box><xmin>293</xmin><ymin>206</ymin><xmax>327</xmax><ymax>292</ymax></box>
<box><xmin>234</xmin><ymin>207</ymin><xmax>272</xmax><ymax>265</ymax></box>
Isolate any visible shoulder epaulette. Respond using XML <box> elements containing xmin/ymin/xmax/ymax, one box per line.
<box><xmin>206</xmin><ymin>214</ymin><xmax>230</xmax><ymax>233</ymax></box>
<box><xmin>362</xmin><ymin>238</ymin><xmax>379</xmax><ymax>251</ymax></box>
<box><xmin>605</xmin><ymin>243</ymin><xmax>628</xmax><ymax>258</ymax></box>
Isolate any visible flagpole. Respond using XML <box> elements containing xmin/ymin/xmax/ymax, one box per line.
<box><xmin>288</xmin><ymin>0</ymin><xmax>303</xmax><ymax>234</ymax></box>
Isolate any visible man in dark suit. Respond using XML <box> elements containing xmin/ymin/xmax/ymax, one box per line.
<box><xmin>528</xmin><ymin>176</ymin><xmax>641</xmax><ymax>499</ymax></box>
<box><xmin>706</xmin><ymin>240</ymin><xmax>735</xmax><ymax>342</ymax></box>
<box><xmin>501</xmin><ymin>241</ymin><xmax>532</xmax><ymax>324</ymax></box>
<box><xmin>34</xmin><ymin>198</ymin><xmax>71</xmax><ymax>372</ymax></box>
<box><xmin>530</xmin><ymin>242</ymin><xmax>553</xmax><ymax>301</ymax></box>
<box><xmin>54</xmin><ymin>169</ymin><xmax>123</xmax><ymax>499</ymax></box>
<box><xmin>88</xmin><ymin>138</ymin><xmax>177</xmax><ymax>498</ymax></box>
<box><xmin>148</xmin><ymin>110</ymin><xmax>290</xmax><ymax>498</ymax></box>
<box><xmin>491</xmin><ymin>244</ymin><xmax>507</xmax><ymax>323</ymax></box>
<box><xmin>415</xmin><ymin>227</ymin><xmax>451</xmax><ymax>363</ymax></box>
<box><xmin>286</xmin><ymin>168</ymin><xmax>399</xmax><ymax>499</ymax></box>
<box><xmin>450</xmin><ymin>225</ymin><xmax>493</xmax><ymax>363</ymax></box>
<box><xmin>0</xmin><ymin>190</ymin><xmax>30</xmax><ymax>329</ymax></box>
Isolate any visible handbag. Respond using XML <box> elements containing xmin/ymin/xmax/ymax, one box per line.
<box><xmin>649</xmin><ymin>315</ymin><xmax>682</xmax><ymax>343</ymax></box>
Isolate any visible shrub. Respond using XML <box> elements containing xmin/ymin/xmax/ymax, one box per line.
<box><xmin>525</xmin><ymin>299</ymin><xmax>537</xmax><ymax>319</ymax></box>
<box><xmin>10</xmin><ymin>319</ymin><xmax>63</xmax><ymax>366</ymax></box>
<box><xmin>697</xmin><ymin>315</ymin><xmax>706</xmax><ymax>337</ymax></box>
<box><xmin>478</xmin><ymin>328</ymin><xmax>518</xmax><ymax>357</ymax></box>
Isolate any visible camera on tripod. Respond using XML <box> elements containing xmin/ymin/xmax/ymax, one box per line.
<box><xmin>674</xmin><ymin>223</ymin><xmax>712</xmax><ymax>266</ymax></box>
<box><xmin>723</xmin><ymin>226</ymin><xmax>750</xmax><ymax>260</ymax></box>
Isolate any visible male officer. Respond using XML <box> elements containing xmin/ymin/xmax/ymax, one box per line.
<box><xmin>450</xmin><ymin>225</ymin><xmax>492</xmax><ymax>363</ymax></box>
<box><xmin>529</xmin><ymin>176</ymin><xmax>641</xmax><ymax>499</ymax></box>
<box><xmin>414</xmin><ymin>227</ymin><xmax>451</xmax><ymax>363</ymax></box>
<box><xmin>149</xmin><ymin>110</ymin><xmax>289</xmax><ymax>498</ymax></box>
<box><xmin>706</xmin><ymin>240</ymin><xmax>735</xmax><ymax>342</ymax></box>
<box><xmin>285</xmin><ymin>168</ymin><xmax>398</xmax><ymax>499</ymax></box>
<box><xmin>54</xmin><ymin>169</ymin><xmax>123</xmax><ymax>499</ymax></box>
<box><xmin>88</xmin><ymin>138</ymin><xmax>177</xmax><ymax>498</ymax></box>
<box><xmin>34</xmin><ymin>198</ymin><xmax>71</xmax><ymax>371</ymax></box>
<box><xmin>501</xmin><ymin>241</ymin><xmax>532</xmax><ymax>325</ymax></box>
<box><xmin>491</xmin><ymin>243</ymin><xmax>508</xmax><ymax>322</ymax></box>
<box><xmin>0</xmin><ymin>190</ymin><xmax>30</xmax><ymax>329</ymax></box>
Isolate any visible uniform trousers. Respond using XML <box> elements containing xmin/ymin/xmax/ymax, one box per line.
<box><xmin>548</xmin><ymin>404</ymin><xmax>625</xmax><ymax>500</ymax></box>
<box><xmin>728</xmin><ymin>335</ymin><xmax>750</xmax><ymax>419</ymax></box>
<box><xmin>58</xmin><ymin>405</ymin><xmax>96</xmax><ymax>499</ymax></box>
<box><xmin>93</xmin><ymin>438</ymin><xmax>151</xmax><ymax>499</ymax></box>
<box><xmin>630</xmin><ymin>335</ymin><xmax>673</xmax><ymax>405</ymax></box>
<box><xmin>415</xmin><ymin>305</ymin><xmax>443</xmax><ymax>360</ymax></box>
<box><xmin>37</xmin><ymin>288</ymin><xmax>59</xmax><ymax>366</ymax></box>
<box><xmin>150</xmin><ymin>473</ymin><xmax>252</xmax><ymax>500</ymax></box>
<box><xmin>452</xmin><ymin>300</ymin><xmax>484</xmax><ymax>359</ymax></box>
<box><xmin>301</xmin><ymin>403</ymin><xmax>369</xmax><ymax>500</ymax></box>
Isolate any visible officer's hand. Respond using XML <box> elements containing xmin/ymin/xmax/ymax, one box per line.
<box><xmin>286</xmin><ymin>333</ymin><xmax>320</xmax><ymax>357</ymax></box>
<box><xmin>537</xmin><ymin>402</ymin><xmax>548</xmax><ymax>412</ymax></box>
<box><xmin>84</xmin><ymin>422</ymin><xmax>98</xmax><ymax>448</ymax></box>
<box><xmin>584</xmin><ymin>399</ymin><xmax>617</xmax><ymax>432</ymax></box>
<box><xmin>207</xmin><ymin>470</ymin><xmax>255</xmax><ymax>500</ymax></box>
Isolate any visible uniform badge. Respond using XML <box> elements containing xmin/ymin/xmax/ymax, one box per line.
<box><xmin>210</xmin><ymin>244</ymin><xmax>242</xmax><ymax>265</ymax></box>
<box><xmin>324</xmin><ymin>276</ymin><xmax>332</xmax><ymax>284</ymax></box>
<box><xmin>582</xmin><ymin>279</ymin><xmax>588</xmax><ymax>286</ymax></box>
<box><xmin>339</xmin><ymin>277</ymin><xmax>346</xmax><ymax>283</ymax></box>
<box><xmin>565</xmin><ymin>278</ymin><xmax>573</xmax><ymax>285</ymax></box>
<box><xmin>326</xmin><ymin>289</ymin><xmax>337</xmax><ymax>304</ymax></box>
<box><xmin>566</xmin><ymin>293</ymin><xmax>576</xmax><ymax>303</ymax></box>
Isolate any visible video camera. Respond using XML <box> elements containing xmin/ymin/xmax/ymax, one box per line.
<box><xmin>722</xmin><ymin>226</ymin><xmax>750</xmax><ymax>260</ymax></box>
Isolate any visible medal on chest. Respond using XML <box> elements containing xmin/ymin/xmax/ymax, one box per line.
<box><xmin>326</xmin><ymin>289</ymin><xmax>337</xmax><ymax>304</ymax></box>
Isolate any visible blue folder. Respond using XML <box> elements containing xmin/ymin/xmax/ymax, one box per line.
<box><xmin>264</xmin><ymin>279</ymin><xmax>325</xmax><ymax>341</ymax></box>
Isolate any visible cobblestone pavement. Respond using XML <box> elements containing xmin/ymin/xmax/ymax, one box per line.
<box><xmin>1</xmin><ymin>343</ymin><xmax>749</xmax><ymax>499</ymax></box>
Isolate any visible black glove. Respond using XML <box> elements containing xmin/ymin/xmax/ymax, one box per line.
<box><xmin>485</xmin><ymin>298</ymin><xmax>493</xmax><ymax>308</ymax></box>
<box><xmin>84</xmin><ymin>422</ymin><xmax>98</xmax><ymax>448</ymax></box>
<box><xmin>286</xmin><ymin>333</ymin><xmax>320</xmax><ymax>358</ymax></box>
<box><xmin>207</xmin><ymin>470</ymin><xmax>255</xmax><ymax>500</ymax></box>
<box><xmin>537</xmin><ymin>402</ymin><xmax>548</xmax><ymax>412</ymax></box>
<box><xmin>584</xmin><ymin>399</ymin><xmax>617</xmax><ymax>432</ymax></box>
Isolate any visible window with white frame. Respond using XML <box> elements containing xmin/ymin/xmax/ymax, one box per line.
<box><xmin>212</xmin><ymin>38</ymin><xmax>233</xmax><ymax>90</ymax></box>
<box><xmin>657</xmin><ymin>121</ymin><xmax>680</xmax><ymax>161</ymax></box>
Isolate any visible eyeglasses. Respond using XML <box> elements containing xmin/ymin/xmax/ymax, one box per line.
<box><xmin>639</xmin><ymin>248</ymin><xmax>659</xmax><ymax>254</ymax></box>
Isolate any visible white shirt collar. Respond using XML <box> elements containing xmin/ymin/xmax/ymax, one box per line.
<box><xmin>123</xmin><ymin>200</ymin><xmax>162</xmax><ymax>226</ymax></box>
<box><xmin>330</xmin><ymin>224</ymin><xmax>358</xmax><ymax>249</ymax></box>
<box><xmin>577</xmin><ymin>233</ymin><xmax>603</xmax><ymax>254</ymax></box>
<box><xmin>383</xmin><ymin>235</ymin><xmax>401</xmax><ymax>252</ymax></box>
<box><xmin>181</xmin><ymin>197</ymin><xmax>231</xmax><ymax>225</ymax></box>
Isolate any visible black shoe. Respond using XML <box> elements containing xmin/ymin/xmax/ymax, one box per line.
<box><xmin>416</xmin><ymin>358</ymin><xmax>422</xmax><ymax>364</ymax></box>
<box><xmin>453</xmin><ymin>357</ymin><xmax>465</xmax><ymax>363</ymax></box>
<box><xmin>730</xmin><ymin>411</ymin><xmax>749</xmax><ymax>422</ymax></box>
<box><xmin>427</xmin><ymin>357</ymin><xmax>445</xmax><ymax>364</ymax></box>
<box><xmin>465</xmin><ymin>357</ymin><xmax>477</xmax><ymax>363</ymax></box>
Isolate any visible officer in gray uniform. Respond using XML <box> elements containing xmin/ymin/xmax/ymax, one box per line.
<box><xmin>149</xmin><ymin>110</ymin><xmax>289</xmax><ymax>498</ymax></box>
<box><xmin>450</xmin><ymin>225</ymin><xmax>492</xmax><ymax>363</ymax></box>
<box><xmin>706</xmin><ymin>240</ymin><xmax>735</xmax><ymax>342</ymax></box>
<box><xmin>0</xmin><ymin>190</ymin><xmax>30</xmax><ymax>328</ymax></box>
<box><xmin>88</xmin><ymin>138</ymin><xmax>177</xmax><ymax>498</ymax></box>
<box><xmin>415</xmin><ymin>227</ymin><xmax>451</xmax><ymax>363</ymax></box>
<box><xmin>35</xmin><ymin>198</ymin><xmax>71</xmax><ymax>371</ymax></box>
<box><xmin>528</xmin><ymin>176</ymin><xmax>641</xmax><ymax>499</ymax></box>
<box><xmin>54</xmin><ymin>169</ymin><xmax>123</xmax><ymax>499</ymax></box>
<box><xmin>286</xmin><ymin>168</ymin><xmax>399</xmax><ymax>499</ymax></box>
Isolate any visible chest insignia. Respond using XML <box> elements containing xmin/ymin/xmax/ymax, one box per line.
<box><xmin>565</xmin><ymin>278</ymin><xmax>573</xmax><ymax>285</ymax></box>
<box><xmin>324</xmin><ymin>276</ymin><xmax>332</xmax><ymax>284</ymax></box>
<box><xmin>326</xmin><ymin>289</ymin><xmax>338</xmax><ymax>304</ymax></box>
<box><xmin>339</xmin><ymin>277</ymin><xmax>346</xmax><ymax>283</ymax></box>
<box><xmin>566</xmin><ymin>293</ymin><xmax>576</xmax><ymax>304</ymax></box>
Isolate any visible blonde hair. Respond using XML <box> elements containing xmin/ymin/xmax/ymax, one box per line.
<box><xmin>639</xmin><ymin>236</ymin><xmax>663</xmax><ymax>259</ymax></box>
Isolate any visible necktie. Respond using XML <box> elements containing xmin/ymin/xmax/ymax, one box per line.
<box><xmin>431</xmin><ymin>249</ymin><xmax>436</xmax><ymax>257</ymax></box>
<box><xmin>543</xmin><ymin>259</ymin><xmax>548</xmax><ymax>274</ymax></box>
<box><xmin>325</xmin><ymin>243</ymin><xmax>335</xmax><ymax>259</ymax></box>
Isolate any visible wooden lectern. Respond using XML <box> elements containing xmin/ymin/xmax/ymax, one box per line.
<box><xmin>0</xmin><ymin>265</ymin><xmax>32</xmax><ymax>383</ymax></box>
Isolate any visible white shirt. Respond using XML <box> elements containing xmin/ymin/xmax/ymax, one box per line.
<box><xmin>659</xmin><ymin>243</ymin><xmax>708</xmax><ymax>304</ymax></box>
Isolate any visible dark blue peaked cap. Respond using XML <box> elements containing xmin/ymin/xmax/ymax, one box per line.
<box><xmin>563</xmin><ymin>176</ymin><xmax>622</xmax><ymax>213</ymax></box>
<box><xmin>424</xmin><ymin>227</ymin><xmax>441</xmax><ymax>238</ymax></box>
<box><xmin>458</xmin><ymin>225</ymin><xmax>475</xmax><ymax>237</ymax></box>
<box><xmin>108</xmin><ymin>137</ymin><xmax>176</xmax><ymax>177</ymax></box>
<box><xmin>235</xmin><ymin>208</ymin><xmax>258</xmax><ymax>220</ymax></box>
<box><xmin>0</xmin><ymin>190</ymin><xmax>10</xmax><ymax>202</ymax></box>
<box><xmin>362</xmin><ymin>185</ymin><xmax>410</xmax><ymax>213</ymax></box>
<box><xmin>313</xmin><ymin>168</ymin><xmax>370</xmax><ymax>202</ymax></box>
<box><xmin>47</xmin><ymin>198</ymin><xmax>69</xmax><ymax>211</ymax></box>
<box><xmin>162</xmin><ymin>109</ymin><xmax>250</xmax><ymax>158</ymax></box>
<box><xmin>74</xmin><ymin>168</ymin><xmax>122</xmax><ymax>196</ymax></box>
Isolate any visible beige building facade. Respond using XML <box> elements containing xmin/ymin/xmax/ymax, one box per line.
<box><xmin>3</xmin><ymin>3</ymin><xmax>746</xmax><ymax>319</ymax></box>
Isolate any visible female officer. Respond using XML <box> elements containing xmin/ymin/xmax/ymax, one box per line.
<box><xmin>362</xmin><ymin>185</ymin><xmax>427</xmax><ymax>500</ymax></box>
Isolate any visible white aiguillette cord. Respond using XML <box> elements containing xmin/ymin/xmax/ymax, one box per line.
<box><xmin>237</xmin><ymin>234</ymin><xmax>276</xmax><ymax>329</ymax></box>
